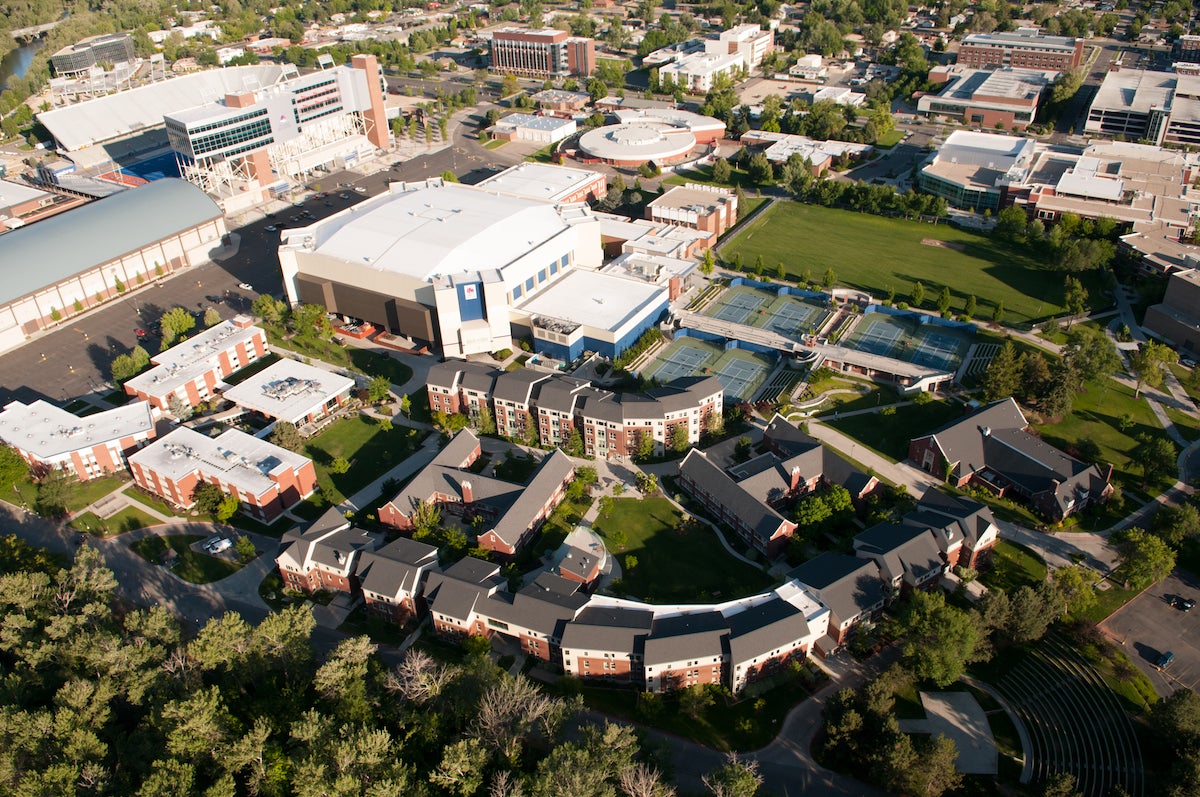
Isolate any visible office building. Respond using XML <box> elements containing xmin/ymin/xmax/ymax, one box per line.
<box><xmin>50</xmin><ymin>33</ymin><xmax>135</xmax><ymax>77</ymax></box>
<box><xmin>920</xmin><ymin>65</ymin><xmax>1055</xmax><ymax>130</ymax></box>
<box><xmin>1085</xmin><ymin>69</ymin><xmax>1200</xmax><ymax>147</ymax></box>
<box><xmin>956</xmin><ymin>29</ymin><xmax>1083</xmax><ymax>71</ymax></box>
<box><xmin>489</xmin><ymin>28</ymin><xmax>595</xmax><ymax>78</ymax></box>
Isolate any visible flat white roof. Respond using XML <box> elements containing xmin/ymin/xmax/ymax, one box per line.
<box><xmin>578</xmin><ymin>122</ymin><xmax>696</xmax><ymax>161</ymax></box>
<box><xmin>125</xmin><ymin>317</ymin><xmax>263</xmax><ymax>398</ymax></box>
<box><xmin>663</xmin><ymin>51</ymin><xmax>744</xmax><ymax>77</ymax></box>
<box><xmin>1090</xmin><ymin>69</ymin><xmax>1177</xmax><ymax>114</ymax></box>
<box><xmin>515</xmin><ymin>269</ymin><xmax>667</xmax><ymax>334</ymax></box>
<box><xmin>222</xmin><ymin>358</ymin><xmax>355</xmax><ymax>424</ymax></box>
<box><xmin>0</xmin><ymin>399</ymin><xmax>154</xmax><ymax>460</ymax></box>
<box><xmin>0</xmin><ymin>180</ymin><xmax>50</xmax><ymax>210</ymax></box>
<box><xmin>38</xmin><ymin>65</ymin><xmax>286</xmax><ymax>151</ymax></box>
<box><xmin>491</xmin><ymin>113</ymin><xmax>574</xmax><ymax>132</ymax></box>
<box><xmin>476</xmin><ymin>162</ymin><xmax>604</xmax><ymax>203</ymax></box>
<box><xmin>300</xmin><ymin>181</ymin><xmax>570</xmax><ymax>279</ymax></box>
<box><xmin>937</xmin><ymin>130</ymin><xmax>1037</xmax><ymax>167</ymax></box>
<box><xmin>1055</xmin><ymin>157</ymin><xmax>1125</xmax><ymax>201</ymax></box>
<box><xmin>130</xmin><ymin>425</ymin><xmax>310</xmax><ymax>498</ymax></box>
<box><xmin>603</xmin><ymin>251</ymin><xmax>697</xmax><ymax>285</ymax></box>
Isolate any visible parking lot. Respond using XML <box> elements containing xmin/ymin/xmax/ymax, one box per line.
<box><xmin>1101</xmin><ymin>569</ymin><xmax>1200</xmax><ymax>697</ymax></box>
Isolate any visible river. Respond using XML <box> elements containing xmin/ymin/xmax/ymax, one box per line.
<box><xmin>0</xmin><ymin>37</ymin><xmax>45</xmax><ymax>90</ymax></box>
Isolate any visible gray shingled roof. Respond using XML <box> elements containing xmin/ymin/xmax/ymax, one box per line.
<box><xmin>726</xmin><ymin>598</ymin><xmax>809</xmax><ymax>666</ymax></box>
<box><xmin>853</xmin><ymin>523</ymin><xmax>944</xmax><ymax>584</ymax></box>
<box><xmin>487</xmin><ymin>449</ymin><xmax>574</xmax><ymax>549</ymax></box>
<box><xmin>492</xmin><ymin>369</ymin><xmax>551</xmax><ymax>404</ymax></box>
<box><xmin>358</xmin><ymin>536</ymin><xmax>439</xmax><ymax>598</ymax></box>
<box><xmin>0</xmin><ymin>179</ymin><xmax>221</xmax><ymax>306</ymax></box>
<box><xmin>678</xmin><ymin>449</ymin><xmax>790</xmax><ymax>544</ymax></box>
<box><xmin>788</xmin><ymin>553</ymin><xmax>886</xmax><ymax>622</ymax></box>
<box><xmin>560</xmin><ymin>606</ymin><xmax>654</xmax><ymax>652</ymax></box>
<box><xmin>917</xmin><ymin>398</ymin><xmax>1025</xmax><ymax>474</ymax></box>
<box><xmin>644</xmin><ymin>611</ymin><xmax>728</xmax><ymax>666</ymax></box>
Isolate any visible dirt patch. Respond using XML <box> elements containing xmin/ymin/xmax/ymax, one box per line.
<box><xmin>921</xmin><ymin>238</ymin><xmax>967</xmax><ymax>252</ymax></box>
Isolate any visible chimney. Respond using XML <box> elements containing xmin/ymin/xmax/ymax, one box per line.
<box><xmin>790</xmin><ymin>466</ymin><xmax>802</xmax><ymax>492</ymax></box>
<box><xmin>461</xmin><ymin>480</ymin><xmax>473</xmax><ymax>504</ymax></box>
<box><xmin>980</xmin><ymin>426</ymin><xmax>991</xmax><ymax>437</ymax></box>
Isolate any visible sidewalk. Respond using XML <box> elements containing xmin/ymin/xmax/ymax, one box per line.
<box><xmin>337</xmin><ymin>432</ymin><xmax>441</xmax><ymax>512</ymax></box>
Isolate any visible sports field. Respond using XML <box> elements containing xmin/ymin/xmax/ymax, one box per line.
<box><xmin>846</xmin><ymin>314</ymin><xmax>973</xmax><ymax>372</ymax></box>
<box><xmin>643</xmin><ymin>338</ymin><xmax>773</xmax><ymax>401</ymax></box>
<box><xmin>720</xmin><ymin>202</ymin><xmax>1104</xmax><ymax>326</ymax></box>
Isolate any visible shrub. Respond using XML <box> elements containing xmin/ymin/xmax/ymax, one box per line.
<box><xmin>492</xmin><ymin>348</ymin><xmax>513</xmax><ymax>361</ymax></box>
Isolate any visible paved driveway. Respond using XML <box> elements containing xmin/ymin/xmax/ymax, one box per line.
<box><xmin>1101</xmin><ymin>569</ymin><xmax>1200</xmax><ymax>697</ymax></box>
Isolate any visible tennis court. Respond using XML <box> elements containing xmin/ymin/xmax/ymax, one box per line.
<box><xmin>910</xmin><ymin>330</ymin><xmax>965</xmax><ymax>370</ymax></box>
<box><xmin>643</xmin><ymin>339</ymin><xmax>720</xmax><ymax>383</ymax></box>
<box><xmin>849</xmin><ymin>316</ymin><xmax>906</xmax><ymax>357</ymax></box>
<box><xmin>715</xmin><ymin>357</ymin><xmax>765</xmax><ymax>401</ymax></box>
<box><xmin>709</xmin><ymin>288</ymin><xmax>769</xmax><ymax>325</ymax></box>
<box><xmin>758</xmin><ymin>297</ymin><xmax>826</xmax><ymax>337</ymax></box>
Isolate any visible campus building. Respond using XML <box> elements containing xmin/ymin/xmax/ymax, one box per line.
<box><xmin>0</xmin><ymin>179</ymin><xmax>226</xmax><ymax>356</ymax></box>
<box><xmin>1144</xmin><ymin>268</ymin><xmax>1200</xmax><ymax>354</ymax></box>
<box><xmin>474</xmin><ymin>162</ymin><xmax>606</xmax><ymax>205</ymax></box>
<box><xmin>425</xmin><ymin>362</ymin><xmax>723</xmax><ymax>458</ymax></box>
<box><xmin>1085</xmin><ymin>69</ymin><xmax>1200</xmax><ymax>147</ymax></box>
<box><xmin>279</xmin><ymin>177</ymin><xmax>676</xmax><ymax>360</ymax></box>
<box><xmin>124</xmin><ymin>315</ymin><xmax>268</xmax><ymax>412</ymax></box>
<box><xmin>489</xmin><ymin>28</ymin><xmax>595</xmax><ymax>78</ymax></box>
<box><xmin>0</xmin><ymin>181</ymin><xmax>59</xmax><ymax>228</ymax></box>
<box><xmin>0</xmin><ymin>399</ymin><xmax>155</xmax><ymax>481</ymax></box>
<box><xmin>920</xmin><ymin>66</ymin><xmax>1055</xmax><ymax>130</ymax></box>
<box><xmin>917</xmin><ymin>130</ymin><xmax>1037</xmax><ymax>212</ymax></box>
<box><xmin>789</xmin><ymin>553</ymin><xmax>887</xmax><ymax>651</ymax></box>
<box><xmin>221</xmin><ymin>358</ymin><xmax>355</xmax><ymax>428</ymax></box>
<box><xmin>164</xmin><ymin>55</ymin><xmax>390</xmax><ymax>210</ymax></box>
<box><xmin>378</xmin><ymin>428</ymin><xmax>574</xmax><ymax>557</ymax></box>
<box><xmin>645</xmin><ymin>184</ymin><xmax>738</xmax><ymax>241</ymax></box>
<box><xmin>956</xmin><ymin>29</ymin><xmax>1083</xmax><ymax>71</ymax></box>
<box><xmin>530</xmin><ymin>89</ymin><xmax>592</xmax><ymax>117</ymax></box>
<box><xmin>908</xmin><ymin>398</ymin><xmax>1113</xmax><ymax>522</ymax></box>
<box><xmin>574</xmin><ymin>108</ymin><xmax>725</xmax><ymax>168</ymax></box>
<box><xmin>50</xmin><ymin>33</ymin><xmax>135</xmax><ymax>77</ymax></box>
<box><xmin>359</xmin><ymin>536</ymin><xmax>441</xmax><ymax>624</ymax></box>
<box><xmin>276</xmin><ymin>507</ymin><xmax>383</xmax><ymax>595</ymax></box>
<box><xmin>740</xmin><ymin>131</ymin><xmax>874</xmax><ymax>174</ymax></box>
<box><xmin>128</xmin><ymin>426</ymin><xmax>317</xmax><ymax>522</ymax></box>
<box><xmin>486</xmin><ymin>113</ymin><xmax>576</xmax><ymax>144</ymax></box>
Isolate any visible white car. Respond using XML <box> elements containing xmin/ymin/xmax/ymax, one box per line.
<box><xmin>265</xmin><ymin>225</ymin><xmax>278</xmax><ymax>232</ymax></box>
<box><xmin>238</xmin><ymin>282</ymin><xmax>253</xmax><ymax>291</ymax></box>
<box><xmin>205</xmin><ymin>538</ymin><xmax>232</xmax><ymax>554</ymax></box>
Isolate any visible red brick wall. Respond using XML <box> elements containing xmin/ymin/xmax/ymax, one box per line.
<box><xmin>574</xmin><ymin>655</ymin><xmax>634</xmax><ymax>680</ymax></box>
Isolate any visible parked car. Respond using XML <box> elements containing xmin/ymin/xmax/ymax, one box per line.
<box><xmin>1157</xmin><ymin>651</ymin><xmax>1176</xmax><ymax>670</ymax></box>
<box><xmin>238</xmin><ymin>282</ymin><xmax>254</xmax><ymax>291</ymax></box>
<box><xmin>135</xmin><ymin>328</ymin><xmax>147</xmax><ymax>338</ymax></box>
<box><xmin>339</xmin><ymin>193</ymin><xmax>350</xmax><ymax>199</ymax></box>
<box><xmin>1177</xmin><ymin>597</ymin><xmax>1196</xmax><ymax>612</ymax></box>
<box><xmin>265</xmin><ymin>225</ymin><xmax>278</xmax><ymax>232</ymax></box>
<box><xmin>203</xmin><ymin>537</ymin><xmax>232</xmax><ymax>555</ymax></box>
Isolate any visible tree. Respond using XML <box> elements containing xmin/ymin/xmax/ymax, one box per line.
<box><xmin>1064</xmin><ymin>325</ymin><xmax>1121</xmax><ymax>385</ymax></box>
<box><xmin>910</xmin><ymin>280</ymin><xmax>925</xmax><ymax>307</ymax></box>
<box><xmin>203</xmin><ymin>307</ymin><xmax>221</xmax><ymax>327</ymax></box>
<box><xmin>671</xmin><ymin>424</ymin><xmax>689</xmax><ymax>453</ymax></box>
<box><xmin>900</xmin><ymin>734</ymin><xmax>963</xmax><ymax>797</ymax></box>
<box><xmin>624</xmin><ymin>554</ymin><xmax>638</xmax><ymax>571</ymax></box>
<box><xmin>1114</xmin><ymin>527</ymin><xmax>1177</xmax><ymax>589</ymax></box>
<box><xmin>747</xmin><ymin>152</ymin><xmax>773</xmax><ymax>185</ymax></box>
<box><xmin>701</xmin><ymin>754</ymin><xmax>762</xmax><ymax>797</ymax></box>
<box><xmin>367</xmin><ymin>375</ymin><xmax>391</xmax><ymax>403</ymax></box>
<box><xmin>1134</xmin><ymin>433</ymin><xmax>1178</xmax><ymax>486</ymax></box>
<box><xmin>1020</xmin><ymin>352</ymin><xmax>1052</xmax><ymax>402</ymax></box>
<box><xmin>0</xmin><ymin>443</ymin><xmax>26</xmax><ymax>489</ymax></box>
<box><xmin>936</xmin><ymin>286</ymin><xmax>952</xmax><ymax>316</ymax></box>
<box><xmin>1063</xmin><ymin>276</ymin><xmax>1088</xmax><ymax>328</ymax></box>
<box><xmin>679</xmin><ymin>684</ymin><xmax>714</xmax><ymax>719</ymax></box>
<box><xmin>822</xmin><ymin>268</ymin><xmax>836</xmax><ymax>289</ymax></box>
<box><xmin>711</xmin><ymin>157</ymin><xmax>732</xmax><ymax>183</ymax></box>
<box><xmin>192</xmin><ymin>482</ymin><xmax>224</xmax><ymax>516</ymax></box>
<box><xmin>992</xmin><ymin>301</ymin><xmax>1005</xmax><ymax>325</ymax></box>
<box><xmin>1129</xmin><ymin>340</ymin><xmax>1178</xmax><ymax>397</ymax></box>
<box><xmin>34</xmin><ymin>468</ymin><xmax>71</xmax><ymax>517</ymax></box>
<box><xmin>111</xmin><ymin>353</ymin><xmax>141</xmax><ymax>385</ymax></box>
<box><xmin>1053</xmin><ymin>565</ymin><xmax>1098</xmax><ymax>618</ymax></box>
<box><xmin>291</xmin><ymin>304</ymin><xmax>332</xmax><ymax>339</ymax></box>
<box><xmin>982</xmin><ymin>341</ymin><xmax>1021</xmax><ymax>402</ymax></box>
<box><xmin>700</xmin><ymin>248</ymin><xmax>716</xmax><ymax>276</ymax></box>
<box><xmin>330</xmin><ymin>456</ymin><xmax>350</xmax><ymax>474</ymax></box>
<box><xmin>431</xmin><ymin>738</ymin><xmax>489</xmax><ymax>796</ymax></box>
<box><xmin>269</xmin><ymin>421</ymin><xmax>303</xmax><ymax>452</ymax></box>
<box><xmin>1005</xmin><ymin>583</ymin><xmax>1065</xmax><ymax>643</ymax></box>
<box><xmin>234</xmin><ymin>535</ymin><xmax>256</xmax><ymax>563</ymax></box>
<box><xmin>216</xmin><ymin>494</ymin><xmax>239</xmax><ymax>523</ymax></box>
<box><xmin>168</xmin><ymin>394</ymin><xmax>193</xmax><ymax>421</ymax></box>
<box><xmin>158</xmin><ymin>307</ymin><xmax>196</xmax><ymax>349</ymax></box>
<box><xmin>995</xmin><ymin>205</ymin><xmax>1028</xmax><ymax>242</ymax></box>
<box><xmin>1154</xmin><ymin>503</ymin><xmax>1200</xmax><ymax>548</ymax></box>
<box><xmin>892</xmin><ymin>590</ymin><xmax>983</xmax><ymax>687</ymax></box>
<box><xmin>964</xmin><ymin>295</ymin><xmax>977</xmax><ymax>318</ymax></box>
<box><xmin>1041</xmin><ymin>773</ymin><xmax>1082</xmax><ymax>797</ymax></box>
<box><xmin>636</xmin><ymin>472</ymin><xmax>658</xmax><ymax>494</ymax></box>
<box><xmin>636</xmin><ymin>432</ymin><xmax>655</xmax><ymax>462</ymax></box>
<box><xmin>400</xmin><ymin>394</ymin><xmax>412</xmax><ymax>417</ymax></box>
<box><xmin>251</xmin><ymin>294</ymin><xmax>287</xmax><ymax>324</ymax></box>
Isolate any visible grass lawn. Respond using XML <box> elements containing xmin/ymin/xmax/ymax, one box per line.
<box><xmin>70</xmin><ymin>506</ymin><xmax>159</xmax><ymax>536</ymax></box>
<box><xmin>125</xmin><ymin>489</ymin><xmax>179</xmax><ymax>517</ymax></box>
<box><xmin>592</xmin><ymin>497</ymin><xmax>773</xmax><ymax>603</ymax></box>
<box><xmin>570</xmin><ymin>661</ymin><xmax>826</xmax><ymax>751</ymax></box>
<box><xmin>222</xmin><ymin>352</ymin><xmax>281</xmax><ymax>386</ymax></box>
<box><xmin>1078</xmin><ymin>575</ymin><xmax>1141</xmax><ymax>625</ymax></box>
<box><xmin>720</xmin><ymin>202</ymin><xmax>1107</xmax><ymax>326</ymax></box>
<box><xmin>1034</xmin><ymin>376</ymin><xmax>1171</xmax><ymax>496</ymax></box>
<box><xmin>493</xmin><ymin>450</ymin><xmax>539</xmax><ymax>484</ymax></box>
<box><xmin>339</xmin><ymin>605</ymin><xmax>411</xmax><ymax>646</ymax></box>
<box><xmin>483</xmin><ymin>138</ymin><xmax>506</xmax><ymax>149</ymax></box>
<box><xmin>874</xmin><ymin>129</ymin><xmax>904</xmax><ymax>147</ymax></box>
<box><xmin>130</xmin><ymin>534</ymin><xmax>242</xmax><ymax>584</ymax></box>
<box><xmin>663</xmin><ymin>163</ymin><xmax>768</xmax><ymax>192</ymax></box>
<box><xmin>304</xmin><ymin>415</ymin><xmax>423</xmax><ymax>507</ymax></box>
<box><xmin>979</xmin><ymin>540</ymin><xmax>1048</xmax><ymax>592</ymax></box>
<box><xmin>825</xmin><ymin>400</ymin><xmax>964</xmax><ymax>461</ymax></box>
<box><xmin>261</xmin><ymin>327</ymin><xmax>411</xmax><ymax>386</ymax></box>
<box><xmin>12</xmin><ymin>473</ymin><xmax>130</xmax><ymax>515</ymax></box>
<box><xmin>348</xmin><ymin>348</ymin><xmax>413</xmax><ymax>387</ymax></box>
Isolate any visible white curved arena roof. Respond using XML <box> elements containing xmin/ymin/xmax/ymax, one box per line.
<box><xmin>38</xmin><ymin>65</ymin><xmax>286</xmax><ymax>151</ymax></box>
<box><xmin>307</xmin><ymin>182</ymin><xmax>570</xmax><ymax>279</ymax></box>
<box><xmin>578</xmin><ymin>122</ymin><xmax>696</xmax><ymax>162</ymax></box>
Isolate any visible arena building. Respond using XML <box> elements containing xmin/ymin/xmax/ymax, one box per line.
<box><xmin>0</xmin><ymin>179</ymin><xmax>225</xmax><ymax>356</ymax></box>
<box><xmin>575</xmin><ymin>108</ymin><xmax>725</xmax><ymax>168</ymax></box>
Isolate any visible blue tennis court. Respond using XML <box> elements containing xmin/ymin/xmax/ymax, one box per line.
<box><xmin>910</xmin><ymin>331</ymin><xmax>964</xmax><ymax>370</ymax></box>
<box><xmin>710</xmin><ymin>291</ymin><xmax>767</xmax><ymax>325</ymax></box>
<box><xmin>762</xmin><ymin>301</ymin><xmax>821</xmax><ymax>336</ymax></box>
<box><xmin>852</xmin><ymin>320</ymin><xmax>904</xmax><ymax>357</ymax></box>
<box><xmin>716</xmin><ymin>358</ymin><xmax>765</xmax><ymax>401</ymax></box>
<box><xmin>648</xmin><ymin>344</ymin><xmax>711</xmax><ymax>382</ymax></box>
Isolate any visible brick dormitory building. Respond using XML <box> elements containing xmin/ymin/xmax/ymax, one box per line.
<box><xmin>426</xmin><ymin>362</ymin><xmax>723</xmax><ymax>460</ymax></box>
<box><xmin>273</xmin><ymin>409</ymin><xmax>1003</xmax><ymax>680</ymax></box>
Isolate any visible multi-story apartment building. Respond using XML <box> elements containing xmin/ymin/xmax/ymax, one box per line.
<box><xmin>489</xmin><ymin>28</ymin><xmax>595</xmax><ymax>78</ymax></box>
<box><xmin>426</xmin><ymin>362</ymin><xmax>723</xmax><ymax>459</ymax></box>
<box><xmin>124</xmin><ymin>315</ymin><xmax>268</xmax><ymax>412</ymax></box>
<box><xmin>957</xmin><ymin>29</ymin><xmax>1083</xmax><ymax>71</ymax></box>
<box><xmin>0</xmin><ymin>399</ymin><xmax>155</xmax><ymax>481</ymax></box>
<box><xmin>128</xmin><ymin>426</ymin><xmax>316</xmax><ymax>522</ymax></box>
<box><xmin>276</xmin><ymin>507</ymin><xmax>383</xmax><ymax>595</ymax></box>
